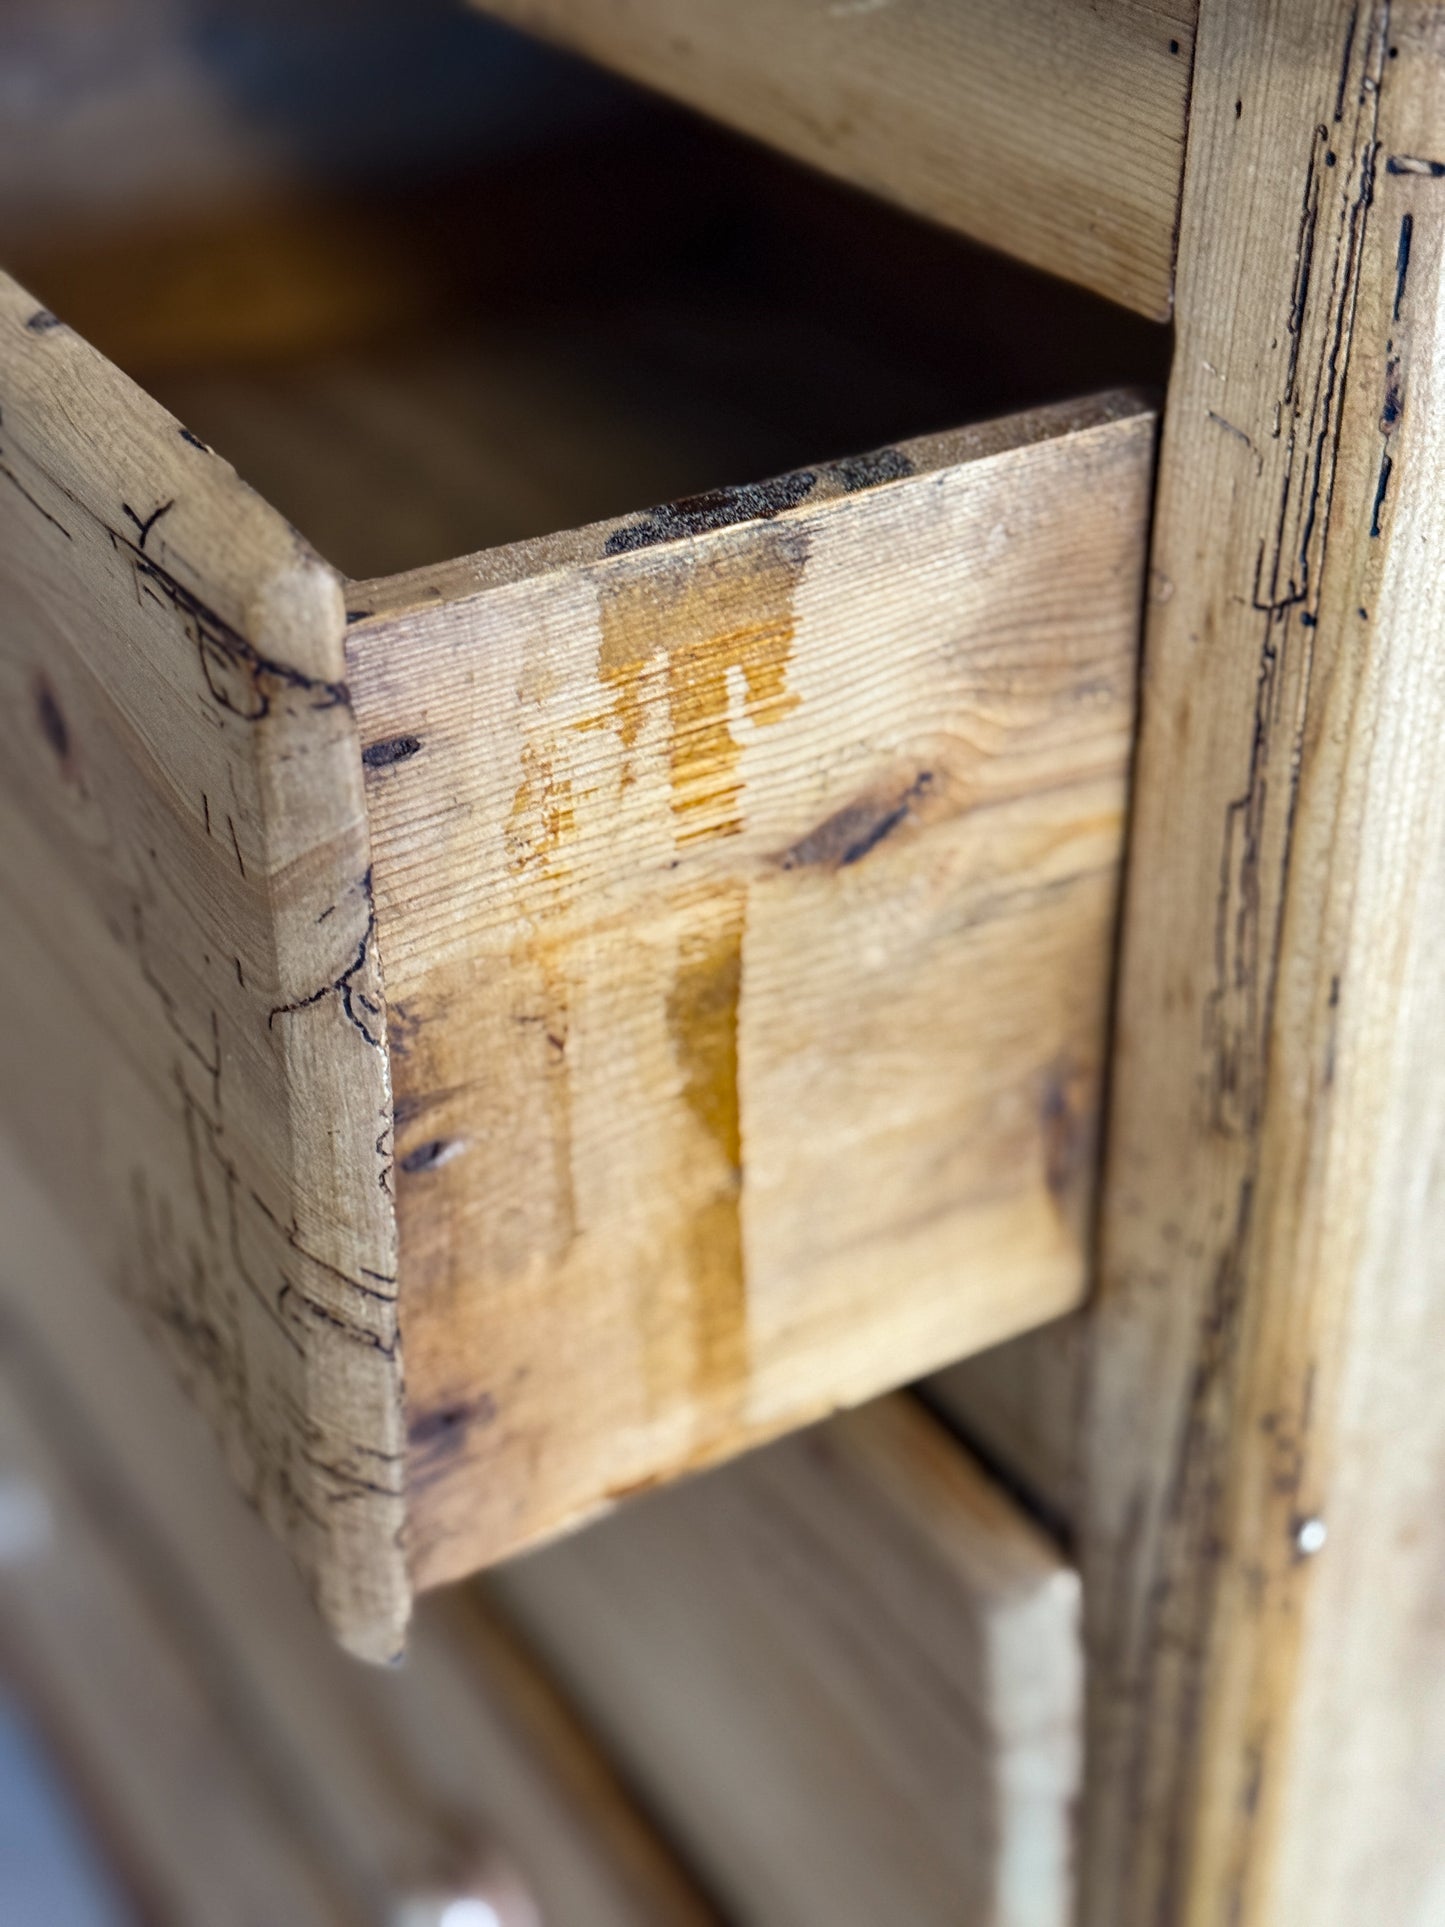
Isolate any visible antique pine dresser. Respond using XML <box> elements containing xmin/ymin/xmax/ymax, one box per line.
<box><xmin>0</xmin><ymin>2</ymin><xmax>1439</xmax><ymax>1923</ymax></box>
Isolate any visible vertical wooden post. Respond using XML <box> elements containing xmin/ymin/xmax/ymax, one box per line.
<box><xmin>1085</xmin><ymin>3</ymin><xmax>1445</xmax><ymax>1921</ymax></box>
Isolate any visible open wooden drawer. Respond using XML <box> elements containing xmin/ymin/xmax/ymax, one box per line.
<box><xmin>0</xmin><ymin>109</ymin><xmax>1153</xmax><ymax>1655</ymax></box>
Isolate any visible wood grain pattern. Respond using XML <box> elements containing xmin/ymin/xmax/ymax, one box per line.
<box><xmin>1084</xmin><ymin>6</ymin><xmax>1445</xmax><ymax>1921</ymax></box>
<box><xmin>492</xmin><ymin>1393</ymin><xmax>1081</xmax><ymax>1927</ymax></box>
<box><xmin>348</xmin><ymin>397</ymin><xmax>1152</xmax><ymax>1591</ymax></box>
<box><xmin>0</xmin><ymin>272</ymin><xmax>405</xmax><ymax>1660</ymax></box>
<box><xmin>0</xmin><ymin>1131</ymin><xmax>714</xmax><ymax>1927</ymax></box>
<box><xmin>471</xmin><ymin>0</ymin><xmax>1197</xmax><ymax>317</ymax></box>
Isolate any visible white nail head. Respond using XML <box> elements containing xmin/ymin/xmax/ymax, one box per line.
<box><xmin>1295</xmin><ymin>1516</ymin><xmax>1327</xmax><ymax>1557</ymax></box>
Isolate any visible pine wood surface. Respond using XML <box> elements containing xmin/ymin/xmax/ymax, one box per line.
<box><xmin>346</xmin><ymin>396</ymin><xmax>1151</xmax><ymax>1592</ymax></box>
<box><xmin>0</xmin><ymin>271</ymin><xmax>405</xmax><ymax>1660</ymax></box>
<box><xmin>1084</xmin><ymin>6</ymin><xmax>1445</xmax><ymax>1922</ymax></box>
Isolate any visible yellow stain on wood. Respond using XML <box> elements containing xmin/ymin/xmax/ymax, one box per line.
<box><xmin>669</xmin><ymin>903</ymin><xmax>743</xmax><ymax>1173</ymax></box>
<box><xmin>666</xmin><ymin>608</ymin><xmax>796</xmax><ymax>843</ymax></box>
<box><xmin>598</xmin><ymin>525</ymin><xmax>807</xmax><ymax>836</ymax></box>
<box><xmin>596</xmin><ymin>621</ymin><xmax>650</xmax><ymax>789</ymax></box>
<box><xmin>528</xmin><ymin>950</ymin><xmax>577</xmax><ymax>1260</ymax></box>
<box><xmin>505</xmin><ymin>730</ymin><xmax>577</xmax><ymax>1257</ymax></box>
<box><xmin>666</xmin><ymin>886</ymin><xmax>748</xmax><ymax>1421</ymax></box>
<box><xmin>506</xmin><ymin>738</ymin><xmax>575</xmax><ymax>879</ymax></box>
<box><xmin>591</xmin><ymin>522</ymin><xmax>812</xmax><ymax>1424</ymax></box>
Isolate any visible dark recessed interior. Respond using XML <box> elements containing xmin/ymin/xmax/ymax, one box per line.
<box><xmin>10</xmin><ymin>7</ymin><xmax>1170</xmax><ymax>581</ymax></box>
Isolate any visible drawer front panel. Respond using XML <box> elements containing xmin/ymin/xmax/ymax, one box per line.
<box><xmin>349</xmin><ymin>396</ymin><xmax>1152</xmax><ymax>1589</ymax></box>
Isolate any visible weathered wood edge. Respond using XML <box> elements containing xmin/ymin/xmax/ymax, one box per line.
<box><xmin>0</xmin><ymin>273</ymin><xmax>407</xmax><ymax>1661</ymax></box>
<box><xmin>1084</xmin><ymin>5</ymin><xmax>1445</xmax><ymax>1919</ymax></box>
<box><xmin>345</xmin><ymin>390</ymin><xmax>1155</xmax><ymax>627</ymax></box>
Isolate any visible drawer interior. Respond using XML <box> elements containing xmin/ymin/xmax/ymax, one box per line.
<box><xmin>11</xmin><ymin>22</ymin><xmax>1169</xmax><ymax>584</ymax></box>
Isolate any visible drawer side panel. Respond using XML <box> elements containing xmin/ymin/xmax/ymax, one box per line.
<box><xmin>0</xmin><ymin>275</ymin><xmax>405</xmax><ymax>1659</ymax></box>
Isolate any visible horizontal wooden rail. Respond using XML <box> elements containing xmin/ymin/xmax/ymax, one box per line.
<box><xmin>473</xmin><ymin>0</ymin><xmax>1196</xmax><ymax>317</ymax></box>
<box><xmin>493</xmin><ymin>1393</ymin><xmax>1081</xmax><ymax>1927</ymax></box>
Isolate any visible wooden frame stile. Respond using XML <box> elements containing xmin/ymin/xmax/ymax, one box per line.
<box><xmin>1085</xmin><ymin>4</ymin><xmax>1445</xmax><ymax>1922</ymax></box>
<box><xmin>0</xmin><ymin>276</ymin><xmax>407</xmax><ymax>1661</ymax></box>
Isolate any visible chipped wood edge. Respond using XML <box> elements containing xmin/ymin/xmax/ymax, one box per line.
<box><xmin>345</xmin><ymin>390</ymin><xmax>1156</xmax><ymax>627</ymax></box>
<box><xmin>0</xmin><ymin>273</ymin><xmax>406</xmax><ymax>1661</ymax></box>
<box><xmin>1084</xmin><ymin>5</ymin><xmax>1445</xmax><ymax>1919</ymax></box>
